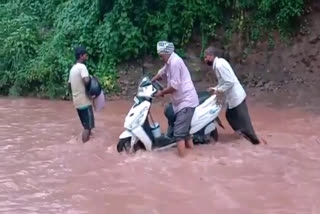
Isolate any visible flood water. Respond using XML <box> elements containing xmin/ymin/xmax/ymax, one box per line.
<box><xmin>0</xmin><ymin>97</ymin><xmax>320</xmax><ymax>214</ymax></box>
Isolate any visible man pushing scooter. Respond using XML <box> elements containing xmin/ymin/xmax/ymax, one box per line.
<box><xmin>203</xmin><ymin>46</ymin><xmax>267</xmax><ymax>145</ymax></box>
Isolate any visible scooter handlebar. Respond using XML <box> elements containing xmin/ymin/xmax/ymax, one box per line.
<box><xmin>152</xmin><ymin>80</ymin><xmax>164</xmax><ymax>91</ymax></box>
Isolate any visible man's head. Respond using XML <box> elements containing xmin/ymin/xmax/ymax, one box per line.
<box><xmin>157</xmin><ymin>41</ymin><xmax>174</xmax><ymax>63</ymax></box>
<box><xmin>204</xmin><ymin>46</ymin><xmax>218</xmax><ymax>66</ymax></box>
<box><xmin>75</xmin><ymin>46</ymin><xmax>88</xmax><ymax>63</ymax></box>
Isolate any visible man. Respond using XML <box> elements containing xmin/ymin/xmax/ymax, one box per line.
<box><xmin>203</xmin><ymin>46</ymin><xmax>264</xmax><ymax>145</ymax></box>
<box><xmin>151</xmin><ymin>41</ymin><xmax>199</xmax><ymax>157</ymax></box>
<box><xmin>68</xmin><ymin>46</ymin><xmax>95</xmax><ymax>143</ymax></box>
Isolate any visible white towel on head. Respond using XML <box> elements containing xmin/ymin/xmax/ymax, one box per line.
<box><xmin>157</xmin><ymin>41</ymin><xmax>174</xmax><ymax>55</ymax></box>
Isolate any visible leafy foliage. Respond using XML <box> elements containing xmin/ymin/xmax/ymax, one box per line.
<box><xmin>0</xmin><ymin>0</ymin><xmax>305</xmax><ymax>98</ymax></box>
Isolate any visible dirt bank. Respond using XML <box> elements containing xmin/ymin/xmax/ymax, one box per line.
<box><xmin>114</xmin><ymin>0</ymin><xmax>320</xmax><ymax>112</ymax></box>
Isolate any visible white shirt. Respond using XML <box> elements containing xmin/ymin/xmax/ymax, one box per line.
<box><xmin>212</xmin><ymin>57</ymin><xmax>246</xmax><ymax>109</ymax></box>
<box><xmin>68</xmin><ymin>63</ymin><xmax>92</xmax><ymax>109</ymax></box>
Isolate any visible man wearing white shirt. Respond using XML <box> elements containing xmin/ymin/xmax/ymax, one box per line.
<box><xmin>68</xmin><ymin>46</ymin><xmax>95</xmax><ymax>143</ymax></box>
<box><xmin>203</xmin><ymin>46</ymin><xmax>262</xmax><ymax>145</ymax></box>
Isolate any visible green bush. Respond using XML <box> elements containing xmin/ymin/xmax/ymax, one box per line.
<box><xmin>0</xmin><ymin>0</ymin><xmax>306</xmax><ymax>98</ymax></box>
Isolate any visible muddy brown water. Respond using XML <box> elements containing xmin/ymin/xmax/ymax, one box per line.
<box><xmin>0</xmin><ymin>97</ymin><xmax>320</xmax><ymax>214</ymax></box>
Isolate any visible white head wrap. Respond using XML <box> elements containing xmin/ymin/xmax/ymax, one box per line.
<box><xmin>157</xmin><ymin>41</ymin><xmax>174</xmax><ymax>55</ymax></box>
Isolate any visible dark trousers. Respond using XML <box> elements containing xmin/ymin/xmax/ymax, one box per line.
<box><xmin>77</xmin><ymin>105</ymin><xmax>95</xmax><ymax>130</ymax></box>
<box><xmin>226</xmin><ymin>99</ymin><xmax>260</xmax><ymax>144</ymax></box>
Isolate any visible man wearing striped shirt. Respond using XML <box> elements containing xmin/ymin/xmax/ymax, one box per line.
<box><xmin>152</xmin><ymin>41</ymin><xmax>199</xmax><ymax>157</ymax></box>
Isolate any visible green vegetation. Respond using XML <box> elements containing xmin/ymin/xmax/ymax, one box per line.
<box><xmin>0</xmin><ymin>0</ymin><xmax>305</xmax><ymax>98</ymax></box>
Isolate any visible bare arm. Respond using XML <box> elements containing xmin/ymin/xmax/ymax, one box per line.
<box><xmin>82</xmin><ymin>76</ymin><xmax>90</xmax><ymax>86</ymax></box>
<box><xmin>157</xmin><ymin>62</ymin><xmax>180</xmax><ymax>96</ymax></box>
<box><xmin>151</xmin><ymin>73</ymin><xmax>163</xmax><ymax>82</ymax></box>
<box><xmin>80</xmin><ymin>65</ymin><xmax>91</xmax><ymax>92</ymax></box>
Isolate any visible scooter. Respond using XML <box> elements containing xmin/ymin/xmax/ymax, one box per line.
<box><xmin>117</xmin><ymin>71</ymin><xmax>224</xmax><ymax>153</ymax></box>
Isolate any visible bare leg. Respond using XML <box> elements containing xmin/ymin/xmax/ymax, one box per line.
<box><xmin>177</xmin><ymin>139</ymin><xmax>186</xmax><ymax>157</ymax></box>
<box><xmin>82</xmin><ymin>129</ymin><xmax>91</xmax><ymax>143</ymax></box>
<box><xmin>234</xmin><ymin>130</ymin><xmax>243</xmax><ymax>139</ymax></box>
<box><xmin>185</xmin><ymin>137</ymin><xmax>194</xmax><ymax>149</ymax></box>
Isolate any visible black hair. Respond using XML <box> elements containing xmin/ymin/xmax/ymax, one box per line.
<box><xmin>204</xmin><ymin>46</ymin><xmax>230</xmax><ymax>61</ymax></box>
<box><xmin>74</xmin><ymin>46</ymin><xmax>87</xmax><ymax>60</ymax></box>
<box><xmin>204</xmin><ymin>46</ymin><xmax>221</xmax><ymax>57</ymax></box>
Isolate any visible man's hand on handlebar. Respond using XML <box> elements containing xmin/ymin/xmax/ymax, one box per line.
<box><xmin>154</xmin><ymin>91</ymin><xmax>164</xmax><ymax>98</ymax></box>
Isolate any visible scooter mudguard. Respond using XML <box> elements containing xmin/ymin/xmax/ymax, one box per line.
<box><xmin>131</xmin><ymin>126</ymin><xmax>153</xmax><ymax>151</ymax></box>
<box><xmin>119</xmin><ymin>130</ymin><xmax>132</xmax><ymax>139</ymax></box>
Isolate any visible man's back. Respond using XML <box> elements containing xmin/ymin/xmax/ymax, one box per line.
<box><xmin>68</xmin><ymin>63</ymin><xmax>91</xmax><ymax>109</ymax></box>
<box><xmin>214</xmin><ymin>57</ymin><xmax>246</xmax><ymax>109</ymax></box>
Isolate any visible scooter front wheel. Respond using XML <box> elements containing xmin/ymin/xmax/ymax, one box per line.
<box><xmin>117</xmin><ymin>137</ymin><xmax>131</xmax><ymax>153</ymax></box>
<box><xmin>117</xmin><ymin>138</ymin><xmax>146</xmax><ymax>153</ymax></box>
